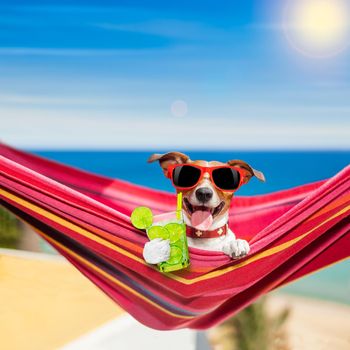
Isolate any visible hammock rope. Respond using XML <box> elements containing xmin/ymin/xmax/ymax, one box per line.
<box><xmin>0</xmin><ymin>143</ymin><xmax>349</xmax><ymax>330</ymax></box>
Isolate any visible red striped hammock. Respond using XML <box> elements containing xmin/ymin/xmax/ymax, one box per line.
<box><xmin>0</xmin><ymin>143</ymin><xmax>349</xmax><ymax>330</ymax></box>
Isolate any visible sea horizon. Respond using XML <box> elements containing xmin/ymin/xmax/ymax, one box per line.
<box><xmin>32</xmin><ymin>149</ymin><xmax>350</xmax><ymax>196</ymax></box>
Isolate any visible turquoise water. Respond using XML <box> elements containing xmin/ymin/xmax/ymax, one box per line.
<box><xmin>34</xmin><ymin>150</ymin><xmax>350</xmax><ymax>304</ymax></box>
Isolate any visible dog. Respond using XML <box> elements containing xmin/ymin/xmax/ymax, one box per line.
<box><xmin>143</xmin><ymin>152</ymin><xmax>265</xmax><ymax>265</ymax></box>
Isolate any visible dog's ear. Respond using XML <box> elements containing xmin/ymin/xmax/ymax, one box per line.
<box><xmin>148</xmin><ymin>152</ymin><xmax>190</xmax><ymax>177</ymax></box>
<box><xmin>227</xmin><ymin>159</ymin><xmax>265</xmax><ymax>184</ymax></box>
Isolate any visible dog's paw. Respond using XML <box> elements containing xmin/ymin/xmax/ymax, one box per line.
<box><xmin>223</xmin><ymin>239</ymin><xmax>250</xmax><ymax>259</ymax></box>
<box><xmin>143</xmin><ymin>238</ymin><xmax>170</xmax><ymax>264</ymax></box>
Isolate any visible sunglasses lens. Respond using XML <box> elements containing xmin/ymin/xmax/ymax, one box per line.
<box><xmin>212</xmin><ymin>168</ymin><xmax>241</xmax><ymax>190</ymax></box>
<box><xmin>172</xmin><ymin>165</ymin><xmax>201</xmax><ymax>188</ymax></box>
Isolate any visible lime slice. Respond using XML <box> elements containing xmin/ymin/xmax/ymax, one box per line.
<box><xmin>130</xmin><ymin>206</ymin><xmax>153</xmax><ymax>229</ymax></box>
<box><xmin>167</xmin><ymin>246</ymin><xmax>182</xmax><ymax>265</ymax></box>
<box><xmin>164</xmin><ymin>223</ymin><xmax>184</xmax><ymax>243</ymax></box>
<box><xmin>147</xmin><ymin>225</ymin><xmax>170</xmax><ymax>240</ymax></box>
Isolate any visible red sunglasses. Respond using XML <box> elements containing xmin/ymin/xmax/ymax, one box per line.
<box><xmin>166</xmin><ymin>164</ymin><xmax>245</xmax><ymax>192</ymax></box>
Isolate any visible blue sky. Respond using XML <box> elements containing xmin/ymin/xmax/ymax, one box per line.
<box><xmin>0</xmin><ymin>0</ymin><xmax>350</xmax><ymax>149</ymax></box>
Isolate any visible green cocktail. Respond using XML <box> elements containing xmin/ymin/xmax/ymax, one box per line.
<box><xmin>148</xmin><ymin>210</ymin><xmax>189</xmax><ymax>272</ymax></box>
<box><xmin>131</xmin><ymin>205</ymin><xmax>190</xmax><ymax>273</ymax></box>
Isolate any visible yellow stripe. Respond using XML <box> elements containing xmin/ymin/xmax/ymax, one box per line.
<box><xmin>278</xmin><ymin>256</ymin><xmax>350</xmax><ymax>289</ymax></box>
<box><xmin>170</xmin><ymin>203</ymin><xmax>350</xmax><ymax>284</ymax></box>
<box><xmin>28</xmin><ymin>224</ymin><xmax>194</xmax><ymax>320</ymax></box>
<box><xmin>0</xmin><ymin>188</ymin><xmax>147</xmax><ymax>264</ymax></box>
<box><xmin>1</xmin><ymin>188</ymin><xmax>349</xmax><ymax>286</ymax></box>
<box><xmin>304</xmin><ymin>194</ymin><xmax>350</xmax><ymax>223</ymax></box>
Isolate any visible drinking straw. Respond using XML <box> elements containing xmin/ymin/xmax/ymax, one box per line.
<box><xmin>176</xmin><ymin>192</ymin><xmax>182</xmax><ymax>220</ymax></box>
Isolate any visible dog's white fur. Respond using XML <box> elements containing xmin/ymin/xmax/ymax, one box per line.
<box><xmin>143</xmin><ymin>161</ymin><xmax>250</xmax><ymax>264</ymax></box>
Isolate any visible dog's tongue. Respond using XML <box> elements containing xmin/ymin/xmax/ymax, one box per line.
<box><xmin>191</xmin><ymin>210</ymin><xmax>213</xmax><ymax>231</ymax></box>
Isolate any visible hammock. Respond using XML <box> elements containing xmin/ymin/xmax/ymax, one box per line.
<box><xmin>0</xmin><ymin>143</ymin><xmax>349</xmax><ymax>330</ymax></box>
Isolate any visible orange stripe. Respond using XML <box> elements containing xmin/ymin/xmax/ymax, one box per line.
<box><xmin>1</xmin><ymin>188</ymin><xmax>349</xmax><ymax>285</ymax></box>
<box><xmin>276</xmin><ymin>256</ymin><xmax>350</xmax><ymax>290</ymax></box>
<box><xmin>79</xmin><ymin>221</ymin><xmax>143</xmax><ymax>255</ymax></box>
<box><xmin>29</xmin><ymin>224</ymin><xmax>194</xmax><ymax>320</ymax></box>
<box><xmin>304</xmin><ymin>193</ymin><xmax>350</xmax><ymax>222</ymax></box>
<box><xmin>0</xmin><ymin>188</ymin><xmax>148</xmax><ymax>264</ymax></box>
<box><xmin>176</xmin><ymin>204</ymin><xmax>349</xmax><ymax>284</ymax></box>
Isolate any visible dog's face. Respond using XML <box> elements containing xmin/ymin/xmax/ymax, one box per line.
<box><xmin>180</xmin><ymin>159</ymin><xmax>233</xmax><ymax>229</ymax></box>
<box><xmin>148</xmin><ymin>152</ymin><xmax>265</xmax><ymax>230</ymax></box>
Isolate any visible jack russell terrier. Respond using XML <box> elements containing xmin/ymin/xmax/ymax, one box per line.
<box><xmin>143</xmin><ymin>152</ymin><xmax>265</xmax><ymax>264</ymax></box>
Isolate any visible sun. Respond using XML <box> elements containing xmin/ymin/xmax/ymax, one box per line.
<box><xmin>283</xmin><ymin>0</ymin><xmax>350</xmax><ymax>57</ymax></box>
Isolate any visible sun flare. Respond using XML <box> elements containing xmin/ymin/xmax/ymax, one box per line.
<box><xmin>283</xmin><ymin>0</ymin><xmax>350</xmax><ymax>57</ymax></box>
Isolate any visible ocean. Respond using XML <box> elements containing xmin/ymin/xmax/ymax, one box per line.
<box><xmin>33</xmin><ymin>150</ymin><xmax>350</xmax><ymax>304</ymax></box>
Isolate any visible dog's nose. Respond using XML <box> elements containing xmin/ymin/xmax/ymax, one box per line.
<box><xmin>195</xmin><ymin>187</ymin><xmax>213</xmax><ymax>203</ymax></box>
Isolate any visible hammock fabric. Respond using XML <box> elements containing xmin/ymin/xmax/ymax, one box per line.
<box><xmin>0</xmin><ymin>143</ymin><xmax>349</xmax><ymax>330</ymax></box>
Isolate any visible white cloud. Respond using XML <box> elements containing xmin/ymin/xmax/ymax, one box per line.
<box><xmin>0</xmin><ymin>47</ymin><xmax>165</xmax><ymax>56</ymax></box>
<box><xmin>0</xmin><ymin>93</ymin><xmax>161</xmax><ymax>107</ymax></box>
<box><xmin>1</xmin><ymin>107</ymin><xmax>349</xmax><ymax>150</ymax></box>
<box><xmin>0</xmin><ymin>94</ymin><xmax>107</xmax><ymax>106</ymax></box>
<box><xmin>94</xmin><ymin>19</ymin><xmax>226</xmax><ymax>40</ymax></box>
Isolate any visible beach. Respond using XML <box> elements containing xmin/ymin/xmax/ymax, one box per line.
<box><xmin>267</xmin><ymin>293</ymin><xmax>350</xmax><ymax>350</ymax></box>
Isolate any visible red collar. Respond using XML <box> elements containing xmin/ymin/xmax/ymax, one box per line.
<box><xmin>186</xmin><ymin>223</ymin><xmax>228</xmax><ymax>239</ymax></box>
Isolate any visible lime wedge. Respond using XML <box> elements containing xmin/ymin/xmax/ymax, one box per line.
<box><xmin>164</xmin><ymin>223</ymin><xmax>184</xmax><ymax>243</ymax></box>
<box><xmin>147</xmin><ymin>225</ymin><xmax>170</xmax><ymax>240</ymax></box>
<box><xmin>130</xmin><ymin>206</ymin><xmax>153</xmax><ymax>229</ymax></box>
<box><xmin>167</xmin><ymin>246</ymin><xmax>182</xmax><ymax>265</ymax></box>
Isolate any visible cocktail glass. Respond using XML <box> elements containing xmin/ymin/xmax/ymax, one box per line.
<box><xmin>147</xmin><ymin>210</ymin><xmax>189</xmax><ymax>273</ymax></box>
